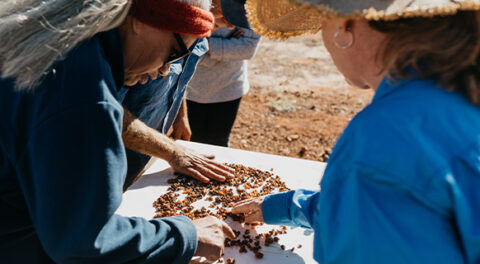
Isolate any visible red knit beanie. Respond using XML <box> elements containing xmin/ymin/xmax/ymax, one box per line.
<box><xmin>130</xmin><ymin>0</ymin><xmax>215</xmax><ymax>38</ymax></box>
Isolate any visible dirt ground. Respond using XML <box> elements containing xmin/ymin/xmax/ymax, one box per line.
<box><xmin>229</xmin><ymin>34</ymin><xmax>374</xmax><ymax>162</ymax></box>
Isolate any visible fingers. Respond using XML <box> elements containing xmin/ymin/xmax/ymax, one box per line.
<box><xmin>231</xmin><ymin>199</ymin><xmax>256</xmax><ymax>214</ymax></box>
<box><xmin>139</xmin><ymin>74</ymin><xmax>149</xmax><ymax>84</ymax></box>
<box><xmin>231</xmin><ymin>202</ymin><xmax>263</xmax><ymax>223</ymax></box>
<box><xmin>221</xmin><ymin>222</ymin><xmax>236</xmax><ymax>239</ymax></box>
<box><xmin>186</xmin><ymin>168</ymin><xmax>210</xmax><ymax>183</ymax></box>
<box><xmin>194</xmin><ymin>164</ymin><xmax>226</xmax><ymax>182</ymax></box>
<box><xmin>198</xmin><ymin>154</ymin><xmax>236</xmax><ymax>175</ymax></box>
<box><xmin>172</xmin><ymin>131</ymin><xmax>181</xmax><ymax>140</ymax></box>
<box><xmin>210</xmin><ymin>161</ymin><xmax>236</xmax><ymax>174</ymax></box>
<box><xmin>171</xmin><ymin>144</ymin><xmax>234</xmax><ymax>182</ymax></box>
<box><xmin>148</xmin><ymin>72</ymin><xmax>158</xmax><ymax>80</ymax></box>
<box><xmin>232</xmin><ymin>198</ymin><xmax>265</xmax><ymax>223</ymax></box>
<box><xmin>201</xmin><ymin>161</ymin><xmax>235</xmax><ymax>179</ymax></box>
<box><xmin>176</xmin><ymin>129</ymin><xmax>191</xmax><ymax>141</ymax></box>
<box><xmin>203</xmin><ymin>159</ymin><xmax>235</xmax><ymax>175</ymax></box>
<box><xmin>172</xmin><ymin>129</ymin><xmax>191</xmax><ymax>141</ymax></box>
<box><xmin>234</xmin><ymin>31</ymin><xmax>244</xmax><ymax>38</ymax></box>
<box><xmin>202</xmin><ymin>154</ymin><xmax>215</xmax><ymax>159</ymax></box>
<box><xmin>245</xmin><ymin>211</ymin><xmax>263</xmax><ymax>223</ymax></box>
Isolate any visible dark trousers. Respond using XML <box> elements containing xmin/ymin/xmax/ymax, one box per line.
<box><xmin>187</xmin><ymin>98</ymin><xmax>242</xmax><ymax>147</ymax></box>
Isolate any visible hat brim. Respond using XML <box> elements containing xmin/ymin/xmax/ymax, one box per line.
<box><xmin>246</xmin><ymin>0</ymin><xmax>480</xmax><ymax>39</ymax></box>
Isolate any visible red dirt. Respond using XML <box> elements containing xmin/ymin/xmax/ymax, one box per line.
<box><xmin>229</xmin><ymin>34</ymin><xmax>374</xmax><ymax>162</ymax></box>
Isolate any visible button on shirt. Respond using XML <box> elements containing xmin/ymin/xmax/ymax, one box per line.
<box><xmin>262</xmin><ymin>77</ymin><xmax>480</xmax><ymax>264</ymax></box>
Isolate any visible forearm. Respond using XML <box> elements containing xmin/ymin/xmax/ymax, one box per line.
<box><xmin>122</xmin><ymin>106</ymin><xmax>176</xmax><ymax>162</ymax></box>
<box><xmin>177</xmin><ymin>96</ymin><xmax>187</xmax><ymax>119</ymax></box>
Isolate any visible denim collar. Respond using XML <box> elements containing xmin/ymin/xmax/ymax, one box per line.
<box><xmin>191</xmin><ymin>38</ymin><xmax>208</xmax><ymax>57</ymax></box>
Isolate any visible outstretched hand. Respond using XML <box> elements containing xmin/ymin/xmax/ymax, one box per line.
<box><xmin>231</xmin><ymin>197</ymin><xmax>265</xmax><ymax>223</ymax></box>
<box><xmin>168</xmin><ymin>143</ymin><xmax>235</xmax><ymax>182</ymax></box>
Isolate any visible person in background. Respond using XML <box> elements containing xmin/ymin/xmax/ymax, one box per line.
<box><xmin>233</xmin><ymin>0</ymin><xmax>480</xmax><ymax>263</ymax></box>
<box><xmin>0</xmin><ymin>0</ymin><xmax>238</xmax><ymax>263</ymax></box>
<box><xmin>186</xmin><ymin>25</ymin><xmax>261</xmax><ymax>147</ymax></box>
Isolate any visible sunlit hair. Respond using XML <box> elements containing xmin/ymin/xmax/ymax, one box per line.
<box><xmin>0</xmin><ymin>0</ymin><xmax>131</xmax><ymax>90</ymax></box>
<box><xmin>0</xmin><ymin>0</ymin><xmax>211</xmax><ymax>91</ymax></box>
<box><xmin>369</xmin><ymin>11</ymin><xmax>480</xmax><ymax>105</ymax></box>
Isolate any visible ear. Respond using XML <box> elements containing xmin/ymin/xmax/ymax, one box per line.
<box><xmin>342</xmin><ymin>19</ymin><xmax>354</xmax><ymax>32</ymax></box>
<box><xmin>131</xmin><ymin>17</ymin><xmax>146</xmax><ymax>35</ymax></box>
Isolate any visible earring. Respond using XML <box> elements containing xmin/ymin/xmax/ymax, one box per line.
<box><xmin>334</xmin><ymin>28</ymin><xmax>354</xmax><ymax>49</ymax></box>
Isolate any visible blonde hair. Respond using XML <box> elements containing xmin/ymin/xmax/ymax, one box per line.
<box><xmin>369</xmin><ymin>11</ymin><xmax>480</xmax><ymax>105</ymax></box>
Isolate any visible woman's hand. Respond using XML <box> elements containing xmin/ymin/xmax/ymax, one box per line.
<box><xmin>168</xmin><ymin>143</ymin><xmax>235</xmax><ymax>182</ymax></box>
<box><xmin>231</xmin><ymin>28</ymin><xmax>245</xmax><ymax>38</ymax></box>
<box><xmin>231</xmin><ymin>197</ymin><xmax>265</xmax><ymax>223</ymax></box>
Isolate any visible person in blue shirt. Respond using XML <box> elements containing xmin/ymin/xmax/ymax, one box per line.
<box><xmin>119</xmin><ymin>0</ymin><xmax>252</xmax><ymax>188</ymax></box>
<box><xmin>120</xmin><ymin>38</ymin><xmax>211</xmax><ymax>189</ymax></box>
<box><xmin>0</xmin><ymin>0</ymin><xmax>254</xmax><ymax>263</ymax></box>
<box><xmin>233</xmin><ymin>1</ymin><xmax>480</xmax><ymax>263</ymax></box>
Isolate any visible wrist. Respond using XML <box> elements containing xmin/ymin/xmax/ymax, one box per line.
<box><xmin>163</xmin><ymin>140</ymin><xmax>178</xmax><ymax>163</ymax></box>
<box><xmin>262</xmin><ymin>190</ymin><xmax>296</xmax><ymax>225</ymax></box>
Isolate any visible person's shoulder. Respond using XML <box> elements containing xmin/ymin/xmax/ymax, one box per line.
<box><xmin>330</xmin><ymin>77</ymin><xmax>480</xmax><ymax>181</ymax></box>
<box><xmin>61</xmin><ymin>36</ymin><xmax>112</xmax><ymax>85</ymax></box>
<box><xmin>23</xmin><ymin>34</ymin><xmax>122</xmax><ymax>121</ymax></box>
<box><xmin>51</xmin><ymin>34</ymin><xmax>119</xmax><ymax>100</ymax></box>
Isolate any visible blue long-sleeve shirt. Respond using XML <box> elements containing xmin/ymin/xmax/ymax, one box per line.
<box><xmin>0</xmin><ymin>29</ymin><xmax>197</xmax><ymax>263</ymax></box>
<box><xmin>263</xmin><ymin>77</ymin><xmax>480</xmax><ymax>263</ymax></box>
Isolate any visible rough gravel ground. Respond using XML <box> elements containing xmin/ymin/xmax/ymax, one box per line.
<box><xmin>229</xmin><ymin>34</ymin><xmax>374</xmax><ymax>162</ymax></box>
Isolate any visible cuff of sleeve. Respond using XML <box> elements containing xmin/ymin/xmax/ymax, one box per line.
<box><xmin>162</xmin><ymin>215</ymin><xmax>198</xmax><ymax>263</ymax></box>
<box><xmin>262</xmin><ymin>190</ymin><xmax>296</xmax><ymax>226</ymax></box>
<box><xmin>208</xmin><ymin>37</ymin><xmax>223</xmax><ymax>60</ymax></box>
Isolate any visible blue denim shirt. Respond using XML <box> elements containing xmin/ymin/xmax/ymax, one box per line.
<box><xmin>263</xmin><ymin>77</ymin><xmax>480</xmax><ymax>264</ymax></box>
<box><xmin>0</xmin><ymin>29</ymin><xmax>197</xmax><ymax>263</ymax></box>
<box><xmin>121</xmin><ymin>38</ymin><xmax>208</xmax><ymax>182</ymax></box>
<box><xmin>122</xmin><ymin>38</ymin><xmax>208</xmax><ymax>133</ymax></box>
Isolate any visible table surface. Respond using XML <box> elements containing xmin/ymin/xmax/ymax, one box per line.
<box><xmin>116</xmin><ymin>140</ymin><xmax>326</xmax><ymax>264</ymax></box>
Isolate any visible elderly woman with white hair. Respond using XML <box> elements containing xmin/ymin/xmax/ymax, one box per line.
<box><xmin>233</xmin><ymin>0</ymin><xmax>480</xmax><ymax>263</ymax></box>
<box><xmin>0</xmin><ymin>0</ymin><xmax>246</xmax><ymax>263</ymax></box>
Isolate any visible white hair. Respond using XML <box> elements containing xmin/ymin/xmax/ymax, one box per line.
<box><xmin>0</xmin><ymin>0</ymin><xmax>132</xmax><ymax>91</ymax></box>
<box><xmin>180</xmin><ymin>0</ymin><xmax>212</xmax><ymax>11</ymax></box>
<box><xmin>0</xmin><ymin>0</ymin><xmax>211</xmax><ymax>91</ymax></box>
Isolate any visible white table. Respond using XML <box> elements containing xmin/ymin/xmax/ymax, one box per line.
<box><xmin>117</xmin><ymin>141</ymin><xmax>326</xmax><ymax>264</ymax></box>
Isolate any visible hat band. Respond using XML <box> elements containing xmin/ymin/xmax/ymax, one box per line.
<box><xmin>130</xmin><ymin>0</ymin><xmax>214</xmax><ymax>38</ymax></box>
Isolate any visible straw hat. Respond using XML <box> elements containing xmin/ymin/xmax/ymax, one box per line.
<box><xmin>245</xmin><ymin>0</ymin><xmax>480</xmax><ymax>38</ymax></box>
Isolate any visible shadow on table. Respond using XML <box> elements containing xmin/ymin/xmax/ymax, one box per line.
<box><xmin>127</xmin><ymin>168</ymin><xmax>176</xmax><ymax>191</ymax></box>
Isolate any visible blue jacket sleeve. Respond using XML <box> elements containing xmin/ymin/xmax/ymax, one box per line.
<box><xmin>20</xmin><ymin>101</ymin><xmax>197</xmax><ymax>263</ymax></box>
<box><xmin>262</xmin><ymin>189</ymin><xmax>320</xmax><ymax>229</ymax></box>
